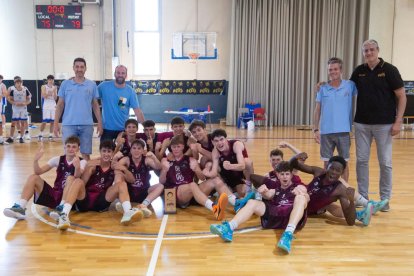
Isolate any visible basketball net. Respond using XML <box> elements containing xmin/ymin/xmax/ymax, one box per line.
<box><xmin>188</xmin><ymin>52</ymin><xmax>200</xmax><ymax>64</ymax></box>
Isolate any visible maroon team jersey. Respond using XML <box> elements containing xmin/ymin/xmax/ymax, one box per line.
<box><xmin>268</xmin><ymin>170</ymin><xmax>302</xmax><ymax>184</ymax></box>
<box><xmin>127</xmin><ymin>156</ymin><xmax>151</xmax><ymax>198</ymax></box>
<box><xmin>165</xmin><ymin>155</ymin><xmax>195</xmax><ymax>188</ymax></box>
<box><xmin>83</xmin><ymin>165</ymin><xmax>115</xmax><ymax>209</ymax></box>
<box><xmin>306</xmin><ymin>173</ymin><xmax>341</xmax><ymax>215</ymax></box>
<box><xmin>198</xmin><ymin>134</ymin><xmax>214</xmax><ymax>152</ymax></box>
<box><xmin>261</xmin><ymin>177</ymin><xmax>307</xmax><ymax>229</ymax></box>
<box><xmin>86</xmin><ymin>165</ymin><xmax>115</xmax><ymax>195</ymax></box>
<box><xmin>218</xmin><ymin>140</ymin><xmax>248</xmax><ymax>187</ymax></box>
<box><xmin>53</xmin><ymin>155</ymin><xmax>80</xmax><ymax>192</ymax></box>
<box><xmin>120</xmin><ymin>133</ymin><xmax>146</xmax><ymax>156</ymax></box>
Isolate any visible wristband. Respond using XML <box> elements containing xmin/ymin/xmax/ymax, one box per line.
<box><xmin>313</xmin><ymin>129</ymin><xmax>319</xmax><ymax>133</ymax></box>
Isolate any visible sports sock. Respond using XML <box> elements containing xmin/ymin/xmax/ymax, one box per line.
<box><xmin>205</xmin><ymin>199</ymin><xmax>213</xmax><ymax>211</ymax></box>
<box><xmin>228</xmin><ymin>194</ymin><xmax>236</xmax><ymax>206</ymax></box>
<box><xmin>355</xmin><ymin>195</ymin><xmax>368</xmax><ymax>207</ymax></box>
<box><xmin>122</xmin><ymin>201</ymin><xmax>132</xmax><ymax>212</ymax></box>
<box><xmin>18</xmin><ymin>199</ymin><xmax>28</xmax><ymax>208</ymax></box>
<box><xmin>59</xmin><ymin>200</ymin><xmax>65</xmax><ymax>206</ymax></box>
<box><xmin>62</xmin><ymin>203</ymin><xmax>72</xmax><ymax>216</ymax></box>
<box><xmin>245</xmin><ymin>180</ymin><xmax>252</xmax><ymax>192</ymax></box>
<box><xmin>228</xmin><ymin>220</ymin><xmax>238</xmax><ymax>231</ymax></box>
<box><xmin>142</xmin><ymin>199</ymin><xmax>151</xmax><ymax>207</ymax></box>
<box><xmin>39</xmin><ymin>132</ymin><xmax>44</xmax><ymax>136</ymax></box>
<box><xmin>285</xmin><ymin>224</ymin><xmax>296</xmax><ymax>234</ymax></box>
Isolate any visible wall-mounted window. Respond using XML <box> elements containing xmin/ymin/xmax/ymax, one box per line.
<box><xmin>133</xmin><ymin>0</ymin><xmax>160</xmax><ymax>76</ymax></box>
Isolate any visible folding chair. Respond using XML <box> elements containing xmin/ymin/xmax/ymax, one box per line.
<box><xmin>237</xmin><ymin>107</ymin><xmax>253</xmax><ymax>128</ymax></box>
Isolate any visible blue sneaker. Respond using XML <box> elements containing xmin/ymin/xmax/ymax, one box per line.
<box><xmin>277</xmin><ymin>231</ymin><xmax>294</xmax><ymax>254</ymax></box>
<box><xmin>356</xmin><ymin>202</ymin><xmax>373</xmax><ymax>226</ymax></box>
<box><xmin>49</xmin><ymin>204</ymin><xmax>64</xmax><ymax>221</ymax></box>
<box><xmin>3</xmin><ymin>203</ymin><xmax>26</xmax><ymax>220</ymax></box>
<box><xmin>210</xmin><ymin>221</ymin><xmax>233</xmax><ymax>242</ymax></box>
<box><xmin>369</xmin><ymin>199</ymin><xmax>389</xmax><ymax>214</ymax></box>
<box><xmin>234</xmin><ymin>192</ymin><xmax>256</xmax><ymax>213</ymax></box>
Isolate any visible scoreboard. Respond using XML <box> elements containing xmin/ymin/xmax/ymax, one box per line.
<box><xmin>35</xmin><ymin>5</ymin><xmax>82</xmax><ymax>29</ymax></box>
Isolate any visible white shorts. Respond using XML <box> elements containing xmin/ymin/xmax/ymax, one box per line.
<box><xmin>12</xmin><ymin>107</ymin><xmax>28</xmax><ymax>121</ymax></box>
<box><xmin>42</xmin><ymin>108</ymin><xmax>55</xmax><ymax>122</ymax></box>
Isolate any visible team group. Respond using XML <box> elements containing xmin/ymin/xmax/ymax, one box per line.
<box><xmin>2</xmin><ymin>38</ymin><xmax>406</xmax><ymax>254</ymax></box>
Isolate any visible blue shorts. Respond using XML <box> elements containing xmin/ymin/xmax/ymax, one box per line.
<box><xmin>62</xmin><ymin>125</ymin><xmax>94</xmax><ymax>155</ymax></box>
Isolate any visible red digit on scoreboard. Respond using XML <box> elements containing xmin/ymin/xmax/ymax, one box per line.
<box><xmin>42</xmin><ymin>20</ymin><xmax>51</xmax><ymax>28</ymax></box>
<box><xmin>72</xmin><ymin>21</ymin><xmax>81</xmax><ymax>29</ymax></box>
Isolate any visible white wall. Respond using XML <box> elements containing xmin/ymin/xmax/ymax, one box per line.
<box><xmin>369</xmin><ymin>0</ymin><xmax>414</xmax><ymax>80</ymax></box>
<box><xmin>0</xmin><ymin>0</ymin><xmax>103</xmax><ymax>80</ymax></box>
<box><xmin>115</xmin><ymin>0</ymin><xmax>232</xmax><ymax>80</ymax></box>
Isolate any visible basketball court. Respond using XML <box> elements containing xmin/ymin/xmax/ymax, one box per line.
<box><xmin>1</xmin><ymin>125</ymin><xmax>414</xmax><ymax>275</ymax></box>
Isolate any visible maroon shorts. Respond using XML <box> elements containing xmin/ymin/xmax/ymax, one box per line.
<box><xmin>34</xmin><ymin>181</ymin><xmax>63</xmax><ymax>209</ymax></box>
<box><xmin>219</xmin><ymin>171</ymin><xmax>244</xmax><ymax>189</ymax></box>
<box><xmin>261</xmin><ymin>201</ymin><xmax>307</xmax><ymax>230</ymax></box>
<box><xmin>75</xmin><ymin>191</ymin><xmax>111</xmax><ymax>212</ymax></box>
<box><xmin>128</xmin><ymin>185</ymin><xmax>149</xmax><ymax>204</ymax></box>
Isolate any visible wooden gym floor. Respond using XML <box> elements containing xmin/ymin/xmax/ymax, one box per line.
<box><xmin>1</xmin><ymin>124</ymin><xmax>414</xmax><ymax>275</ymax></box>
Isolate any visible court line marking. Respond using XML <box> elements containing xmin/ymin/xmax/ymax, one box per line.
<box><xmin>147</xmin><ymin>215</ymin><xmax>168</xmax><ymax>276</ymax></box>
<box><xmin>31</xmin><ymin>204</ymin><xmax>262</xmax><ymax>240</ymax></box>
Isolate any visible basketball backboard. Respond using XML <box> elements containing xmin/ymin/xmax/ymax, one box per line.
<box><xmin>171</xmin><ymin>32</ymin><xmax>217</xmax><ymax>60</ymax></box>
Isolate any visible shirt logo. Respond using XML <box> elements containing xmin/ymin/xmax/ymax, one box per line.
<box><xmin>378</xmin><ymin>72</ymin><xmax>385</xmax><ymax>77</ymax></box>
<box><xmin>118</xmin><ymin>97</ymin><xmax>127</xmax><ymax>108</ymax></box>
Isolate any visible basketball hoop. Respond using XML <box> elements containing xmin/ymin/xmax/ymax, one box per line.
<box><xmin>188</xmin><ymin>52</ymin><xmax>200</xmax><ymax>64</ymax></box>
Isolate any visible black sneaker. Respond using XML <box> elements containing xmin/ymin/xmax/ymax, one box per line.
<box><xmin>19</xmin><ymin>137</ymin><xmax>24</xmax><ymax>143</ymax></box>
<box><xmin>6</xmin><ymin>137</ymin><xmax>14</xmax><ymax>143</ymax></box>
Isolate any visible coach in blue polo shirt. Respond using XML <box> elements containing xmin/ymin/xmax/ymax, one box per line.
<box><xmin>313</xmin><ymin>57</ymin><xmax>357</xmax><ymax>182</ymax></box>
<box><xmin>98</xmin><ymin>65</ymin><xmax>145</xmax><ymax>142</ymax></box>
<box><xmin>54</xmin><ymin>57</ymin><xmax>103</xmax><ymax>160</ymax></box>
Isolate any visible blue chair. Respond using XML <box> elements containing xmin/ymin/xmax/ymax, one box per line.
<box><xmin>237</xmin><ymin>107</ymin><xmax>253</xmax><ymax>128</ymax></box>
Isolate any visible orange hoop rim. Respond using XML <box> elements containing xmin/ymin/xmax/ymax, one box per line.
<box><xmin>188</xmin><ymin>52</ymin><xmax>200</xmax><ymax>60</ymax></box>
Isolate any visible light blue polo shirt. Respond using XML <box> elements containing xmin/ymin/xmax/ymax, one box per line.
<box><xmin>98</xmin><ymin>81</ymin><xmax>139</xmax><ymax>131</ymax></box>
<box><xmin>316</xmin><ymin>80</ymin><xmax>357</xmax><ymax>134</ymax></box>
<box><xmin>58</xmin><ymin>78</ymin><xmax>99</xmax><ymax>125</ymax></box>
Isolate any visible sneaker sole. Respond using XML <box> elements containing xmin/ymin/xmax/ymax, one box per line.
<box><xmin>215</xmin><ymin>194</ymin><xmax>229</xmax><ymax>221</ymax></box>
<box><xmin>141</xmin><ymin>208</ymin><xmax>152</xmax><ymax>218</ymax></box>
<box><xmin>121</xmin><ymin>210</ymin><xmax>144</xmax><ymax>226</ymax></box>
<box><xmin>209</xmin><ymin>225</ymin><xmax>232</xmax><ymax>242</ymax></box>
<box><xmin>277</xmin><ymin>242</ymin><xmax>290</xmax><ymax>254</ymax></box>
<box><xmin>373</xmin><ymin>199</ymin><xmax>389</xmax><ymax>214</ymax></box>
<box><xmin>362</xmin><ymin>204</ymin><xmax>373</xmax><ymax>226</ymax></box>
<box><xmin>58</xmin><ymin>222</ymin><xmax>70</xmax><ymax>230</ymax></box>
<box><xmin>49</xmin><ymin>211</ymin><xmax>60</xmax><ymax>221</ymax></box>
<box><xmin>3</xmin><ymin>209</ymin><xmax>26</xmax><ymax>220</ymax></box>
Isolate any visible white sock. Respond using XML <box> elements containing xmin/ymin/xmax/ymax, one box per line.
<box><xmin>285</xmin><ymin>224</ymin><xmax>296</xmax><ymax>234</ymax></box>
<box><xmin>229</xmin><ymin>220</ymin><xmax>238</xmax><ymax>231</ymax></box>
<box><xmin>255</xmin><ymin>191</ymin><xmax>262</xmax><ymax>200</ymax></box>
<box><xmin>0</xmin><ymin>137</ymin><xmax>3</xmax><ymax>143</ymax></box>
<box><xmin>39</xmin><ymin>132</ymin><xmax>44</xmax><ymax>136</ymax></box>
<box><xmin>228</xmin><ymin>194</ymin><xmax>236</xmax><ymax>206</ymax></box>
<box><xmin>245</xmin><ymin>181</ymin><xmax>252</xmax><ymax>193</ymax></box>
<box><xmin>142</xmin><ymin>199</ymin><xmax>151</xmax><ymax>207</ymax></box>
<box><xmin>122</xmin><ymin>201</ymin><xmax>132</xmax><ymax>212</ymax></box>
<box><xmin>18</xmin><ymin>199</ymin><xmax>28</xmax><ymax>208</ymax></box>
<box><xmin>204</xmin><ymin>199</ymin><xmax>214</xmax><ymax>211</ymax></box>
<box><xmin>62</xmin><ymin>203</ymin><xmax>72</xmax><ymax>216</ymax></box>
<box><xmin>59</xmin><ymin>200</ymin><xmax>65</xmax><ymax>206</ymax></box>
<box><xmin>356</xmin><ymin>195</ymin><xmax>368</xmax><ymax>207</ymax></box>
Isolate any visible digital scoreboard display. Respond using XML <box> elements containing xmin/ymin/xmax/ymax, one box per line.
<box><xmin>36</xmin><ymin>5</ymin><xmax>82</xmax><ymax>29</ymax></box>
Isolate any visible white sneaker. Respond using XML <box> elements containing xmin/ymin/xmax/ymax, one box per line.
<box><xmin>24</xmin><ymin>133</ymin><xmax>31</xmax><ymax>140</ymax></box>
<box><xmin>38</xmin><ymin>135</ymin><xmax>43</xmax><ymax>142</ymax></box>
<box><xmin>115</xmin><ymin>202</ymin><xmax>123</xmax><ymax>213</ymax></box>
<box><xmin>137</xmin><ymin>204</ymin><xmax>153</xmax><ymax>218</ymax></box>
<box><xmin>120</xmin><ymin>208</ymin><xmax>143</xmax><ymax>226</ymax></box>
<box><xmin>57</xmin><ymin>213</ymin><xmax>70</xmax><ymax>230</ymax></box>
